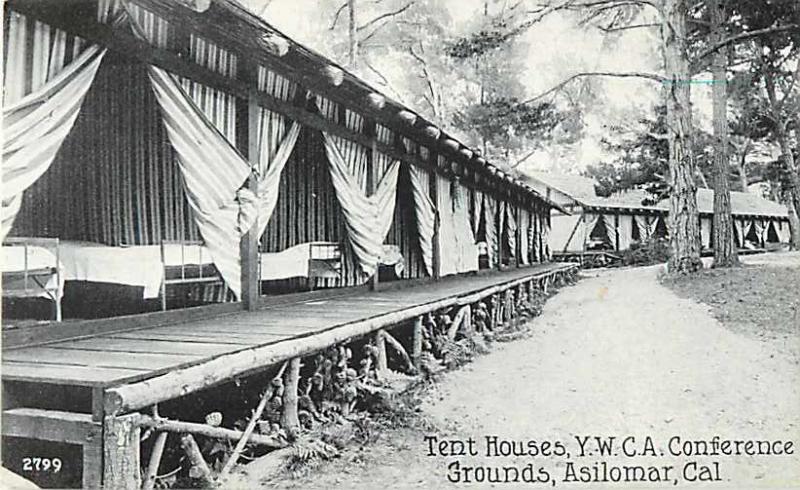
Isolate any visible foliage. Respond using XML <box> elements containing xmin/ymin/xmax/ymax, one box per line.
<box><xmin>285</xmin><ymin>440</ymin><xmax>340</xmax><ymax>478</ymax></box>
<box><xmin>618</xmin><ymin>238</ymin><xmax>672</xmax><ymax>267</ymax></box>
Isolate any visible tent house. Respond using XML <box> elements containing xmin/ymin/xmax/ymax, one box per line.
<box><xmin>524</xmin><ymin>172</ymin><xmax>791</xmax><ymax>257</ymax></box>
<box><xmin>2</xmin><ymin>0</ymin><xmax>562</xmax><ymax>323</ymax></box>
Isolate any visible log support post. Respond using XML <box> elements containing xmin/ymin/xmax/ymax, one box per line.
<box><xmin>412</xmin><ymin>317</ymin><xmax>423</xmax><ymax>369</ymax></box>
<box><xmin>462</xmin><ymin>304</ymin><xmax>473</xmax><ymax>337</ymax></box>
<box><xmin>180</xmin><ymin>434</ymin><xmax>213</xmax><ymax>485</ymax></box>
<box><xmin>281</xmin><ymin>357</ymin><xmax>301</xmax><ymax>435</ymax></box>
<box><xmin>375</xmin><ymin>329</ymin><xmax>388</xmax><ymax>374</ymax></box>
<box><xmin>103</xmin><ymin>413</ymin><xmax>141</xmax><ymax>490</ymax></box>
<box><xmin>142</xmin><ymin>406</ymin><xmax>168</xmax><ymax>490</ymax></box>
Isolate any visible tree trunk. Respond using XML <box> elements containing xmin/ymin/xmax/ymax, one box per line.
<box><xmin>661</xmin><ymin>0</ymin><xmax>702</xmax><ymax>273</ymax></box>
<box><xmin>710</xmin><ymin>0</ymin><xmax>738</xmax><ymax>268</ymax></box>
<box><xmin>763</xmin><ymin>60</ymin><xmax>800</xmax><ymax>249</ymax></box>
<box><xmin>347</xmin><ymin>0</ymin><xmax>358</xmax><ymax>69</ymax></box>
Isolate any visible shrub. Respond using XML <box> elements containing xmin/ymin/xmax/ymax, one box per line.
<box><xmin>619</xmin><ymin>238</ymin><xmax>671</xmax><ymax>267</ymax></box>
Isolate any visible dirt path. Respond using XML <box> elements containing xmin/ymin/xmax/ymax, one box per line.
<box><xmin>268</xmin><ymin>263</ymin><xmax>800</xmax><ymax>489</ymax></box>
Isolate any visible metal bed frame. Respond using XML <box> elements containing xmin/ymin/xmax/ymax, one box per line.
<box><xmin>2</xmin><ymin>237</ymin><xmax>62</xmax><ymax>321</ymax></box>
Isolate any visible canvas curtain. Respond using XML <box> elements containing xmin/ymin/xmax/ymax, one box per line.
<box><xmin>124</xmin><ymin>7</ymin><xmax>253</xmax><ymax>298</ymax></box>
<box><xmin>519</xmin><ymin>210</ymin><xmax>530</xmax><ymax>265</ymax></box>
<box><xmin>776</xmin><ymin>221</ymin><xmax>791</xmax><ymax>243</ymax></box>
<box><xmin>322</xmin><ymin>134</ymin><xmax>400</xmax><ymax>277</ymax></box>
<box><xmin>583</xmin><ymin>213</ymin><xmax>601</xmax><ymax>249</ymax></box>
<box><xmin>743</xmin><ymin>220</ymin><xmax>754</xmax><ymax>243</ymax></box>
<box><xmin>253</xmin><ymin>111</ymin><xmax>301</xmax><ymax>238</ymax></box>
<box><xmin>2</xmin><ymin>22</ymin><xmax>106</xmax><ymax>242</ymax></box>
<box><xmin>734</xmin><ymin>219</ymin><xmax>744</xmax><ymax>247</ymax></box>
<box><xmin>617</xmin><ymin>214</ymin><xmax>634</xmax><ymax>251</ymax></box>
<box><xmin>483</xmin><ymin>196</ymin><xmax>498</xmax><ymax>267</ymax></box>
<box><xmin>408</xmin><ymin>165</ymin><xmax>436</xmax><ymax>276</ymax></box>
<box><xmin>505</xmin><ymin>203</ymin><xmax>518</xmax><ymax>259</ymax></box>
<box><xmin>550</xmin><ymin>214</ymin><xmax>582</xmax><ymax>252</ymax></box>
<box><xmin>145</xmin><ymin>66</ymin><xmax>253</xmax><ymax>299</ymax></box>
<box><xmin>633</xmin><ymin>214</ymin><xmax>652</xmax><ymax>241</ymax></box>
<box><xmin>601</xmin><ymin>214</ymin><xmax>616</xmax><ymax>248</ymax></box>
<box><xmin>452</xmin><ymin>182</ymin><xmax>479</xmax><ymax>273</ymax></box>
<box><xmin>753</xmin><ymin>220</ymin><xmax>765</xmax><ymax>246</ymax></box>
<box><xmin>541</xmin><ymin>217</ymin><xmax>551</xmax><ymax>260</ymax></box>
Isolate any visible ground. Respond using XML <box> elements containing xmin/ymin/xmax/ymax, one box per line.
<box><xmin>253</xmin><ymin>253</ymin><xmax>800</xmax><ymax>489</ymax></box>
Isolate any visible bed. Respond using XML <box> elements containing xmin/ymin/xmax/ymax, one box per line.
<box><xmin>2</xmin><ymin>237</ymin><xmax>63</xmax><ymax>321</ymax></box>
<box><xmin>259</xmin><ymin>241</ymin><xmax>343</xmax><ymax>289</ymax></box>
<box><xmin>5</xmin><ymin>239</ymin><xmax>347</xmax><ymax>317</ymax></box>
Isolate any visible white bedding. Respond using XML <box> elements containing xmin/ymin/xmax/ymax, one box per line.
<box><xmin>5</xmin><ymin>240</ymin><xmax>343</xmax><ymax>300</ymax></box>
<box><xmin>58</xmin><ymin>241</ymin><xmax>214</xmax><ymax>299</ymax></box>
<box><xmin>260</xmin><ymin>242</ymin><xmax>339</xmax><ymax>281</ymax></box>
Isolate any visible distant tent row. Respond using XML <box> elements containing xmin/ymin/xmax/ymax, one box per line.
<box><xmin>525</xmin><ymin>173</ymin><xmax>791</xmax><ymax>254</ymax></box>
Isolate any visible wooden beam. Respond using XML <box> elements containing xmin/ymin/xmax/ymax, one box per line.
<box><xmin>367</xmin><ymin>92</ymin><xmax>386</xmax><ymax>109</ymax></box>
<box><xmin>260</xmin><ymin>32</ymin><xmax>290</xmax><ymax>57</ymax></box>
<box><xmin>397</xmin><ymin>110</ymin><xmax>417</xmax><ymax>125</ymax></box>
<box><xmin>2</xmin><ymin>408</ymin><xmax>100</xmax><ymax>445</ymax></box>
<box><xmin>174</xmin><ymin>0</ymin><xmax>211</xmax><ymax>12</ymax></box>
<box><xmin>104</xmin><ymin>413</ymin><xmax>141</xmax><ymax>490</ymax></box>
<box><xmin>424</xmin><ymin>126</ymin><xmax>441</xmax><ymax>139</ymax></box>
<box><xmin>321</xmin><ymin>65</ymin><xmax>344</xmax><ymax>86</ymax></box>
<box><xmin>442</xmin><ymin>138</ymin><xmax>459</xmax><ymax>151</ymax></box>
<box><xmin>134</xmin><ymin>414</ymin><xmax>284</xmax><ymax>448</ymax></box>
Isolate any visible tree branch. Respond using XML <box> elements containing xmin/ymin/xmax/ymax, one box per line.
<box><xmin>329</xmin><ymin>2</ymin><xmax>348</xmax><ymax>31</ymax></box>
<box><xmin>515</xmin><ymin>70</ymin><xmax>665</xmax><ymax>108</ymax></box>
<box><xmin>255</xmin><ymin>0</ymin><xmax>274</xmax><ymax>16</ymax></box>
<box><xmin>693</xmin><ymin>24</ymin><xmax>800</xmax><ymax>62</ymax></box>
<box><xmin>598</xmin><ymin>22</ymin><xmax>659</xmax><ymax>32</ymax></box>
<box><xmin>357</xmin><ymin>1</ymin><xmax>415</xmax><ymax>32</ymax></box>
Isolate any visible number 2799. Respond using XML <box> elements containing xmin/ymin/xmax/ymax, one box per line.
<box><xmin>22</xmin><ymin>457</ymin><xmax>62</xmax><ymax>472</ymax></box>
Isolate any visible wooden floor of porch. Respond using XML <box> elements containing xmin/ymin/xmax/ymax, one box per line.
<box><xmin>2</xmin><ymin>263</ymin><xmax>575</xmax><ymax>396</ymax></box>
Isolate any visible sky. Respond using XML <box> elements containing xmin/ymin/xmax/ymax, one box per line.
<box><xmin>240</xmin><ymin>0</ymin><xmax>716</xmax><ymax>175</ymax></box>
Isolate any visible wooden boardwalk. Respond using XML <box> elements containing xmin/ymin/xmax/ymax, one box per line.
<box><xmin>3</xmin><ymin>263</ymin><xmax>571</xmax><ymax>393</ymax></box>
<box><xmin>2</xmin><ymin>262</ymin><xmax>576</xmax><ymax>488</ymax></box>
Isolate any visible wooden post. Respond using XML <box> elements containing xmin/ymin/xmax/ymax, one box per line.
<box><xmin>142</xmin><ymin>406</ymin><xmax>168</xmax><ymax>490</ymax></box>
<box><xmin>240</xmin><ymin>91</ymin><xmax>260</xmax><ymax>310</ymax></box>
<box><xmin>281</xmin><ymin>357</ymin><xmax>301</xmax><ymax>434</ymax></box>
<box><xmin>103</xmin><ymin>413</ymin><xmax>141</xmax><ymax>490</ymax></box>
<box><xmin>462</xmin><ymin>304</ymin><xmax>473</xmax><ymax>337</ymax></box>
<box><xmin>411</xmin><ymin>317</ymin><xmax>423</xmax><ymax>369</ymax></box>
<box><xmin>180</xmin><ymin>434</ymin><xmax>213</xmax><ymax>485</ymax></box>
<box><xmin>375</xmin><ymin>330</ymin><xmax>388</xmax><ymax>374</ymax></box>
<box><xmin>497</xmin><ymin>200</ymin><xmax>505</xmax><ymax>269</ymax></box>
<box><xmin>515</xmin><ymin>205</ymin><xmax>521</xmax><ymax>268</ymax></box>
<box><xmin>366</xmin><ymin>120</ymin><xmax>379</xmax><ymax>290</ymax></box>
<box><xmin>429</xmin><ymin>153</ymin><xmax>441</xmax><ymax>280</ymax></box>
